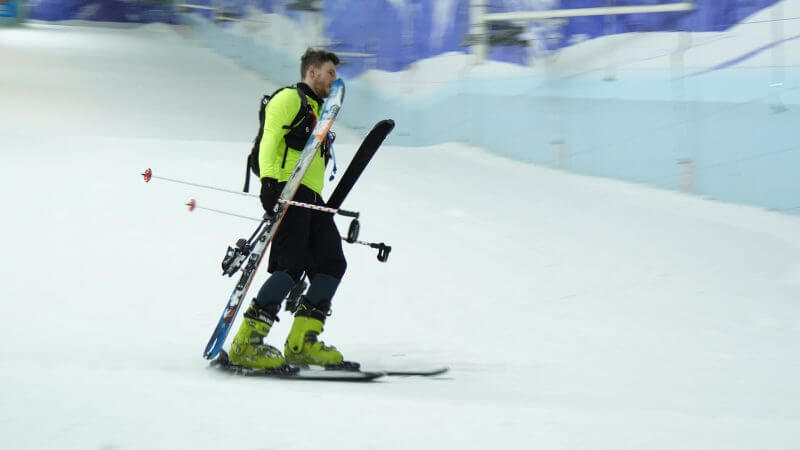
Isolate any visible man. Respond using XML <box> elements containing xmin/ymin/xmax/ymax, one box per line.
<box><xmin>229</xmin><ymin>48</ymin><xmax>346</xmax><ymax>370</ymax></box>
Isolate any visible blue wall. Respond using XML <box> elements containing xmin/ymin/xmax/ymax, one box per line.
<box><xmin>167</xmin><ymin>0</ymin><xmax>781</xmax><ymax>76</ymax></box>
<box><xmin>187</xmin><ymin>2</ymin><xmax>798</xmax><ymax>215</ymax></box>
<box><xmin>259</xmin><ymin>0</ymin><xmax>781</xmax><ymax>77</ymax></box>
<box><xmin>25</xmin><ymin>1</ymin><xmax>781</xmax><ymax>65</ymax></box>
<box><xmin>27</xmin><ymin>0</ymin><xmax>175</xmax><ymax>23</ymax></box>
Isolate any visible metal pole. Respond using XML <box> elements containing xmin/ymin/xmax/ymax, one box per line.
<box><xmin>770</xmin><ymin>1</ymin><xmax>787</xmax><ymax>113</ymax></box>
<box><xmin>482</xmin><ymin>3</ymin><xmax>695</xmax><ymax>22</ymax></box>
<box><xmin>470</xmin><ymin>0</ymin><xmax>487</xmax><ymax>63</ymax></box>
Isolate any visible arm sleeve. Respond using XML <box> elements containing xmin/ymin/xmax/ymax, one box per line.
<box><xmin>259</xmin><ymin>89</ymin><xmax>300</xmax><ymax>180</ymax></box>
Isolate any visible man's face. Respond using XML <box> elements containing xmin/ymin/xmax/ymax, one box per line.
<box><xmin>310</xmin><ymin>61</ymin><xmax>337</xmax><ymax>98</ymax></box>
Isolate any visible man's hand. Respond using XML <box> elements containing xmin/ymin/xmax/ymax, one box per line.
<box><xmin>260</xmin><ymin>177</ymin><xmax>281</xmax><ymax>215</ymax></box>
<box><xmin>325</xmin><ymin>131</ymin><xmax>336</xmax><ymax>149</ymax></box>
<box><xmin>321</xmin><ymin>131</ymin><xmax>335</xmax><ymax>159</ymax></box>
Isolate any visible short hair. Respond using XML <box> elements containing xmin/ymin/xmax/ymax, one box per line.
<box><xmin>300</xmin><ymin>48</ymin><xmax>340</xmax><ymax>79</ymax></box>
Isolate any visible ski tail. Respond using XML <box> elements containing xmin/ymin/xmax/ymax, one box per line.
<box><xmin>327</xmin><ymin>119</ymin><xmax>395</xmax><ymax>209</ymax></box>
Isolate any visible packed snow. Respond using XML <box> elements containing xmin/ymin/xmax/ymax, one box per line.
<box><xmin>1</xmin><ymin>21</ymin><xmax>799</xmax><ymax>450</ymax></box>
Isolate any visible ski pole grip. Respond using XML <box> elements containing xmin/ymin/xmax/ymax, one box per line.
<box><xmin>374</xmin><ymin>243</ymin><xmax>391</xmax><ymax>263</ymax></box>
<box><xmin>346</xmin><ymin>219</ymin><xmax>360</xmax><ymax>243</ymax></box>
<box><xmin>336</xmin><ymin>209</ymin><xmax>360</xmax><ymax>218</ymax></box>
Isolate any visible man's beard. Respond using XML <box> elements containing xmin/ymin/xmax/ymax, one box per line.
<box><xmin>317</xmin><ymin>81</ymin><xmax>329</xmax><ymax>98</ymax></box>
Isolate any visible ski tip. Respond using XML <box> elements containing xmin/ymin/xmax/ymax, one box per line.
<box><xmin>294</xmin><ymin>369</ymin><xmax>385</xmax><ymax>382</ymax></box>
<box><xmin>142</xmin><ymin>168</ymin><xmax>152</xmax><ymax>183</ymax></box>
<box><xmin>186</xmin><ymin>199</ymin><xmax>196</xmax><ymax>212</ymax></box>
<box><xmin>383</xmin><ymin>367</ymin><xmax>450</xmax><ymax>377</ymax></box>
<box><xmin>335</xmin><ymin>78</ymin><xmax>345</xmax><ymax>97</ymax></box>
<box><xmin>382</xmin><ymin>119</ymin><xmax>395</xmax><ymax>130</ymax></box>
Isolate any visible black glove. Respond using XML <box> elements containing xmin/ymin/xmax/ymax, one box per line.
<box><xmin>321</xmin><ymin>131</ymin><xmax>335</xmax><ymax>158</ymax></box>
<box><xmin>260</xmin><ymin>177</ymin><xmax>282</xmax><ymax>215</ymax></box>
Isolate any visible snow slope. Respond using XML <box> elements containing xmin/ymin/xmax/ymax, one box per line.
<box><xmin>1</xmin><ymin>22</ymin><xmax>800</xmax><ymax>450</ymax></box>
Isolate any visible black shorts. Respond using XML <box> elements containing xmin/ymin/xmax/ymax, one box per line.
<box><xmin>267</xmin><ymin>184</ymin><xmax>347</xmax><ymax>282</ymax></box>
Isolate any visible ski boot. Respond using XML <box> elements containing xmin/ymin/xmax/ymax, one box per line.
<box><xmin>284</xmin><ymin>300</ymin><xmax>356</xmax><ymax>369</ymax></box>
<box><xmin>229</xmin><ymin>300</ymin><xmax>286</xmax><ymax>369</ymax></box>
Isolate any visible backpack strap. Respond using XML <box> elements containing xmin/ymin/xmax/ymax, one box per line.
<box><xmin>243</xmin><ymin>86</ymin><xmax>309</xmax><ymax>192</ymax></box>
<box><xmin>283</xmin><ymin>85</ymin><xmax>308</xmax><ymax>132</ymax></box>
<box><xmin>280</xmin><ymin>85</ymin><xmax>311</xmax><ymax>169</ymax></box>
<box><xmin>243</xmin><ymin>94</ymin><xmax>272</xmax><ymax>192</ymax></box>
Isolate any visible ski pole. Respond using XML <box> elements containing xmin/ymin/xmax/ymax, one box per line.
<box><xmin>281</xmin><ymin>199</ymin><xmax>359</xmax><ymax>218</ymax></box>
<box><xmin>185</xmin><ymin>200</ymin><xmax>391</xmax><ymax>261</ymax></box>
<box><xmin>345</xmin><ymin>239</ymin><xmax>392</xmax><ymax>263</ymax></box>
<box><xmin>184</xmin><ymin>197</ymin><xmax>359</xmax><ymax>218</ymax></box>
<box><xmin>184</xmin><ymin>200</ymin><xmax>261</xmax><ymax>221</ymax></box>
<box><xmin>142</xmin><ymin>168</ymin><xmax>255</xmax><ymax>198</ymax></box>
<box><xmin>143</xmin><ymin>168</ymin><xmax>359</xmax><ymax>218</ymax></box>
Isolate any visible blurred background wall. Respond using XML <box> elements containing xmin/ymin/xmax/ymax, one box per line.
<box><xmin>0</xmin><ymin>0</ymin><xmax>24</xmax><ymax>24</ymax></box>
<box><xmin>10</xmin><ymin>0</ymin><xmax>799</xmax><ymax>214</ymax></box>
<box><xmin>24</xmin><ymin>0</ymin><xmax>176</xmax><ymax>23</ymax></box>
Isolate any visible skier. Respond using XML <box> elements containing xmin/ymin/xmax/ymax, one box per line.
<box><xmin>229</xmin><ymin>48</ymin><xmax>347</xmax><ymax>370</ymax></box>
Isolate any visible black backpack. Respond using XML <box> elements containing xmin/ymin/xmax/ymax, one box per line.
<box><xmin>243</xmin><ymin>85</ymin><xmax>310</xmax><ymax>192</ymax></box>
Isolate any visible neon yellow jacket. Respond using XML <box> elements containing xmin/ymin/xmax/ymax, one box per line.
<box><xmin>258</xmin><ymin>87</ymin><xmax>326</xmax><ymax>195</ymax></box>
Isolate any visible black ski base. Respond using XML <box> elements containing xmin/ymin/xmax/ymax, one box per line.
<box><xmin>210</xmin><ymin>350</ymin><xmax>384</xmax><ymax>382</ymax></box>
<box><xmin>327</xmin><ymin>119</ymin><xmax>394</xmax><ymax>209</ymax></box>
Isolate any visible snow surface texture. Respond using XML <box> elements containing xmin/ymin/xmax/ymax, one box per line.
<box><xmin>2</xmin><ymin>22</ymin><xmax>800</xmax><ymax>450</ymax></box>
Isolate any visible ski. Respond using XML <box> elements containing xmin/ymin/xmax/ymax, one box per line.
<box><xmin>295</xmin><ymin>362</ymin><xmax>448</xmax><ymax>377</ymax></box>
<box><xmin>203</xmin><ymin>79</ymin><xmax>345</xmax><ymax>361</ymax></box>
<box><xmin>327</xmin><ymin>119</ymin><xmax>395</xmax><ymax>209</ymax></box>
<box><xmin>382</xmin><ymin>367</ymin><xmax>449</xmax><ymax>377</ymax></box>
<box><xmin>210</xmin><ymin>350</ymin><xmax>384</xmax><ymax>381</ymax></box>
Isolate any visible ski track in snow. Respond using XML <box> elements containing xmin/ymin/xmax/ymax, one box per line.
<box><xmin>1</xmin><ymin>22</ymin><xmax>799</xmax><ymax>450</ymax></box>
